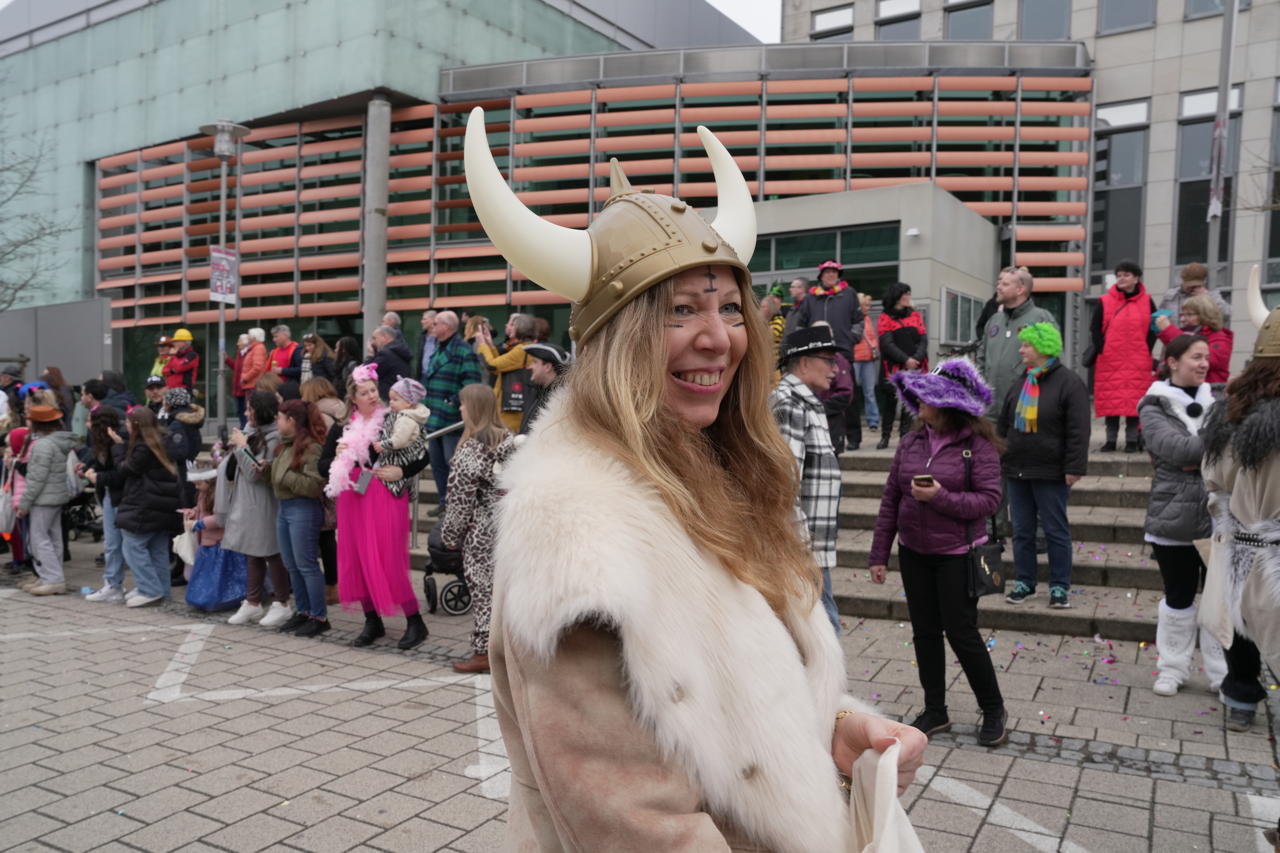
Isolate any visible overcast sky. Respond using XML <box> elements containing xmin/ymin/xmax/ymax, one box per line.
<box><xmin>705</xmin><ymin>0</ymin><xmax>783</xmax><ymax>42</ymax></box>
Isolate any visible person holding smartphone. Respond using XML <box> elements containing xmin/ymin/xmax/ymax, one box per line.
<box><xmin>869</xmin><ymin>359</ymin><xmax>1008</xmax><ymax>745</ymax></box>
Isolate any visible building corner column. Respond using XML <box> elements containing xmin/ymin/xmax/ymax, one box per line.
<box><xmin>361</xmin><ymin>94</ymin><xmax>392</xmax><ymax>338</ymax></box>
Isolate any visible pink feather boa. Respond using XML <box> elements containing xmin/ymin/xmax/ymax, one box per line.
<box><xmin>324</xmin><ymin>405</ymin><xmax>388</xmax><ymax>498</ymax></box>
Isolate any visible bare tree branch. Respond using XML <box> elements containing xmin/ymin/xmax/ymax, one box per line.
<box><xmin>0</xmin><ymin>132</ymin><xmax>76</xmax><ymax>313</ymax></box>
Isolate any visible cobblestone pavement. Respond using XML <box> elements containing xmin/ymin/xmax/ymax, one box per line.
<box><xmin>1</xmin><ymin>541</ymin><xmax>1277</xmax><ymax>852</ymax></box>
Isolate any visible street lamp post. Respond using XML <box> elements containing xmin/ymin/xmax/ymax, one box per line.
<box><xmin>199</xmin><ymin>120</ymin><xmax>249</xmax><ymax>435</ymax></box>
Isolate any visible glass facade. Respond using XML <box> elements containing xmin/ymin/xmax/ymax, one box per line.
<box><xmin>1091</xmin><ymin>101</ymin><xmax>1148</xmax><ymax>287</ymax></box>
<box><xmin>1019</xmin><ymin>0</ymin><xmax>1072</xmax><ymax>40</ymax></box>
<box><xmin>750</xmin><ymin>224</ymin><xmax>900</xmax><ymax>301</ymax></box>
<box><xmin>1098</xmin><ymin>0</ymin><xmax>1155</xmax><ymax>33</ymax></box>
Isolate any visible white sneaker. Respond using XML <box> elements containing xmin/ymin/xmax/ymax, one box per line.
<box><xmin>124</xmin><ymin>587</ymin><xmax>141</xmax><ymax>601</ymax></box>
<box><xmin>258</xmin><ymin>601</ymin><xmax>294</xmax><ymax>629</ymax></box>
<box><xmin>1152</xmin><ymin>675</ymin><xmax>1179</xmax><ymax>696</ymax></box>
<box><xmin>85</xmin><ymin>585</ymin><xmax>126</xmax><ymax>603</ymax></box>
<box><xmin>125</xmin><ymin>594</ymin><xmax>163</xmax><ymax>608</ymax></box>
<box><xmin>228</xmin><ymin>601</ymin><xmax>265</xmax><ymax>626</ymax></box>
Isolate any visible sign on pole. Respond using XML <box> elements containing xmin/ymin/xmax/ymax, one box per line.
<box><xmin>209</xmin><ymin>246</ymin><xmax>240</xmax><ymax>306</ymax></box>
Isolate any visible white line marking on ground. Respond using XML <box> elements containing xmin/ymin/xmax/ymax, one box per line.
<box><xmin>459</xmin><ymin>674</ymin><xmax>509</xmax><ymax>799</ymax></box>
<box><xmin>928</xmin><ymin>773</ymin><xmax>1091</xmax><ymax>853</ymax></box>
<box><xmin>148</xmin><ymin>670</ymin><xmax>485</xmax><ymax>704</ymax></box>
<box><xmin>146</xmin><ymin>624</ymin><xmax>215</xmax><ymax>703</ymax></box>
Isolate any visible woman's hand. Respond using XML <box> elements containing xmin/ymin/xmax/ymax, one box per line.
<box><xmin>375</xmin><ymin>465</ymin><xmax>403</xmax><ymax>482</ymax></box>
<box><xmin>229</xmin><ymin>429</ymin><xmax>248</xmax><ymax>449</ymax></box>
<box><xmin>107</xmin><ymin>428</ymin><xmax>124</xmax><ymax>444</ymax></box>
<box><xmin>372</xmin><ymin>440</ymin><xmax>384</xmax><ymax>454</ymax></box>
<box><xmin>1155</xmin><ymin>314</ymin><xmax>1172</xmax><ymax>331</ymax></box>
<box><xmin>869</xmin><ymin>565</ymin><xmax>887</xmax><ymax>584</ymax></box>
<box><xmin>84</xmin><ymin>469</ymin><xmax>98</xmax><ymax>485</ymax></box>
<box><xmin>832</xmin><ymin>712</ymin><xmax>928</xmax><ymax>796</ymax></box>
<box><xmin>910</xmin><ymin>479</ymin><xmax>940</xmax><ymax>502</ymax></box>
<box><xmin>904</xmin><ymin>357</ymin><xmax>920</xmax><ymax>371</ymax></box>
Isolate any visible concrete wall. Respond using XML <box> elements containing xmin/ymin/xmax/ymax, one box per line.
<box><xmin>752</xmin><ymin>183</ymin><xmax>1000</xmax><ymax>365</ymax></box>
<box><xmin>780</xmin><ymin>0</ymin><xmax>1280</xmax><ymax>370</ymax></box>
<box><xmin>0</xmin><ymin>297</ymin><xmax>115</xmax><ymax>385</ymax></box>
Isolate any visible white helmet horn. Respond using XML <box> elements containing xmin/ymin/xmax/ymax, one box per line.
<box><xmin>463</xmin><ymin>107</ymin><xmax>592</xmax><ymax>302</ymax></box>
<box><xmin>697</xmin><ymin>125</ymin><xmax>756</xmax><ymax>265</ymax></box>
<box><xmin>1246</xmin><ymin>263</ymin><xmax>1269</xmax><ymax>330</ymax></box>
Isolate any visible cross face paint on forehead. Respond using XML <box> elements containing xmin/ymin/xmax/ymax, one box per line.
<box><xmin>702</xmin><ymin>266</ymin><xmax>718</xmax><ymax>293</ymax></box>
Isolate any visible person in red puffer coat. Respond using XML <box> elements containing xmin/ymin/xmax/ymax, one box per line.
<box><xmin>1088</xmin><ymin>259</ymin><xmax>1156</xmax><ymax>452</ymax></box>
<box><xmin>1155</xmin><ymin>292</ymin><xmax>1233</xmax><ymax>386</ymax></box>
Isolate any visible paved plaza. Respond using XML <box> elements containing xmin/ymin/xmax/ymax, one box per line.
<box><xmin>0</xmin><ymin>540</ymin><xmax>1277</xmax><ymax>853</ymax></box>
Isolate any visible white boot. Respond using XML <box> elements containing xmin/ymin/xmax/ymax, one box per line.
<box><xmin>1153</xmin><ymin>600</ymin><xmax>1197</xmax><ymax>696</ymax></box>
<box><xmin>1199</xmin><ymin>625</ymin><xmax>1228</xmax><ymax>693</ymax></box>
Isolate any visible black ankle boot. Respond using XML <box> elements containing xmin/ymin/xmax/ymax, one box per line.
<box><xmin>398</xmin><ymin>613</ymin><xmax>428</xmax><ymax>650</ymax></box>
<box><xmin>352</xmin><ymin>611</ymin><xmax>385</xmax><ymax>647</ymax></box>
<box><xmin>876</xmin><ymin>433</ymin><xmax>890</xmax><ymax>450</ymax></box>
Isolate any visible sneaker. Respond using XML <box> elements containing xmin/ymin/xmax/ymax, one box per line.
<box><xmin>294</xmin><ymin>619</ymin><xmax>330</xmax><ymax>638</ymax></box>
<box><xmin>1006</xmin><ymin>581</ymin><xmax>1036</xmax><ymax>604</ymax></box>
<box><xmin>19</xmin><ymin>577</ymin><xmax>42</xmax><ymax>592</ymax></box>
<box><xmin>259</xmin><ymin>601</ymin><xmax>294</xmax><ymax>629</ymax></box>
<box><xmin>1152</xmin><ymin>674</ymin><xmax>1180</xmax><ymax>697</ymax></box>
<box><xmin>85</xmin><ymin>585</ymin><xmax>125</xmax><ymax>603</ymax></box>
<box><xmin>1099</xmin><ymin>441</ymin><xmax>1117</xmax><ymax>453</ymax></box>
<box><xmin>28</xmin><ymin>583</ymin><xmax>68</xmax><ymax>596</ymax></box>
<box><xmin>227</xmin><ymin>601</ymin><xmax>265</xmax><ymax>625</ymax></box>
<box><xmin>124</xmin><ymin>587</ymin><xmax>140</xmax><ymax>600</ymax></box>
<box><xmin>1225</xmin><ymin>707</ymin><xmax>1255</xmax><ymax>732</ymax></box>
<box><xmin>1049</xmin><ymin>586</ymin><xmax>1071</xmax><ymax>609</ymax></box>
<box><xmin>276</xmin><ymin>612</ymin><xmax>309</xmax><ymax>634</ymax></box>
<box><xmin>125</xmin><ymin>594</ymin><xmax>163</xmax><ymax>608</ymax></box>
<box><xmin>907</xmin><ymin>708</ymin><xmax>951</xmax><ymax>737</ymax></box>
<box><xmin>978</xmin><ymin>707</ymin><xmax>1007</xmax><ymax>746</ymax></box>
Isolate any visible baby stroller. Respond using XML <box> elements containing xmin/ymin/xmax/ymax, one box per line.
<box><xmin>64</xmin><ymin>488</ymin><xmax>102</xmax><ymax>542</ymax></box>
<box><xmin>423</xmin><ymin>523</ymin><xmax>471</xmax><ymax>616</ymax></box>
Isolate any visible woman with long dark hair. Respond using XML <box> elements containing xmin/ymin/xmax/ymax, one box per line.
<box><xmin>332</xmin><ymin>336</ymin><xmax>361</xmax><ymax>400</ymax></box>
<box><xmin>110</xmin><ymin>407</ymin><xmax>184</xmax><ymax>607</ymax></box>
<box><xmin>1139</xmin><ymin>334</ymin><xmax>1228</xmax><ymax>697</ymax></box>
<box><xmin>1200</xmin><ymin>289</ymin><xmax>1280</xmax><ymax>732</ymax></box>
<box><xmin>269</xmin><ymin>400</ymin><xmax>330</xmax><ymax>637</ymax></box>
<box><xmin>869</xmin><ymin>360</ymin><xmax>1007</xmax><ymax>743</ymax></box>
<box><xmin>81</xmin><ymin>408</ymin><xmax>131</xmax><ymax>602</ymax></box>
<box><xmin>40</xmin><ymin>367</ymin><xmax>74</xmax><ymax>422</ymax></box>
<box><xmin>439</xmin><ymin>384</ymin><xmax>518</xmax><ymax>673</ymax></box>
<box><xmin>875</xmin><ymin>282</ymin><xmax>928</xmax><ymax>449</ymax></box>
<box><xmin>300</xmin><ymin>333</ymin><xmax>337</xmax><ymax>384</ymax></box>
<box><xmin>220</xmin><ymin>390</ymin><xmax>293</xmax><ymax>628</ymax></box>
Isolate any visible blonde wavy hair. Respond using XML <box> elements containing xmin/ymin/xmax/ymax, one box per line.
<box><xmin>459</xmin><ymin>382</ymin><xmax>509</xmax><ymax>450</ymax></box>
<box><xmin>565</xmin><ymin>277</ymin><xmax>819</xmax><ymax>615</ymax></box>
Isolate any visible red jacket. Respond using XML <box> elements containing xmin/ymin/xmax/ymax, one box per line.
<box><xmin>1093</xmin><ymin>283</ymin><xmax>1153</xmax><ymax>417</ymax></box>
<box><xmin>224</xmin><ymin>351</ymin><xmax>245</xmax><ymax>398</ymax></box>
<box><xmin>239</xmin><ymin>341</ymin><xmax>268</xmax><ymax>393</ymax></box>
<box><xmin>163</xmin><ymin>345</ymin><xmax>199</xmax><ymax>389</ymax></box>
<box><xmin>1157</xmin><ymin>324</ymin><xmax>1233</xmax><ymax>384</ymax></box>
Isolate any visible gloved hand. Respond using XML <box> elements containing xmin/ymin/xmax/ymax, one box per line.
<box><xmin>1150</xmin><ymin>309</ymin><xmax>1174</xmax><ymax>333</ymax></box>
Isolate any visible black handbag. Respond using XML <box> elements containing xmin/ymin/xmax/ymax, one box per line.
<box><xmin>961</xmin><ymin>442</ymin><xmax>1005</xmax><ymax>598</ymax></box>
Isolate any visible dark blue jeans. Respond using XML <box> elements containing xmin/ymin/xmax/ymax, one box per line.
<box><xmin>428</xmin><ymin>428</ymin><xmax>462</xmax><ymax>508</ymax></box>
<box><xmin>277</xmin><ymin>498</ymin><xmax>325</xmax><ymax>619</ymax></box>
<box><xmin>1007</xmin><ymin>478</ymin><xmax>1072</xmax><ymax>590</ymax></box>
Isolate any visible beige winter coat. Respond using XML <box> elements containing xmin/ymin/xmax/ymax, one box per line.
<box><xmin>492</xmin><ymin>393</ymin><xmax>876</xmax><ymax>853</ymax></box>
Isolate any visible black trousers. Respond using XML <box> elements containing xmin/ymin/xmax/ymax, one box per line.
<box><xmin>1222</xmin><ymin>631</ymin><xmax>1268</xmax><ymax>706</ymax></box>
<box><xmin>1150</xmin><ymin>543</ymin><xmax>1205</xmax><ymax>610</ymax></box>
<box><xmin>875</xmin><ymin>380</ymin><xmax>913</xmax><ymax>439</ymax></box>
<box><xmin>899</xmin><ymin>545</ymin><xmax>1005</xmax><ymax>714</ymax></box>
<box><xmin>823</xmin><ymin>397</ymin><xmax>848</xmax><ymax>454</ymax></box>
<box><xmin>319</xmin><ymin>529</ymin><xmax>338</xmax><ymax>586</ymax></box>
<box><xmin>1104</xmin><ymin>415</ymin><xmax>1139</xmax><ymax>444</ymax></box>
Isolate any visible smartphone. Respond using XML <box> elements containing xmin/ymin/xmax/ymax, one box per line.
<box><xmin>912</xmin><ymin>475</ymin><xmax>934</xmax><ymax>487</ymax></box>
<box><xmin>352</xmin><ymin>469</ymin><xmax>375</xmax><ymax>495</ymax></box>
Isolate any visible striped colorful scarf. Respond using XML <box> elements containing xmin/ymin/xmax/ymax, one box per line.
<box><xmin>1014</xmin><ymin>358</ymin><xmax>1055</xmax><ymax>433</ymax></box>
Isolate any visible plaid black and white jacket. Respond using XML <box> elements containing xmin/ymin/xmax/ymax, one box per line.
<box><xmin>769</xmin><ymin>373</ymin><xmax>842</xmax><ymax>569</ymax></box>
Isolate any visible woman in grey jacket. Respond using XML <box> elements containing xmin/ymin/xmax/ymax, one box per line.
<box><xmin>218</xmin><ymin>391</ymin><xmax>293</xmax><ymax>628</ymax></box>
<box><xmin>1137</xmin><ymin>333</ymin><xmax>1227</xmax><ymax>696</ymax></box>
<box><xmin>15</xmin><ymin>405</ymin><xmax>78</xmax><ymax>595</ymax></box>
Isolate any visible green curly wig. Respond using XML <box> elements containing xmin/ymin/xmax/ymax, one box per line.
<box><xmin>1018</xmin><ymin>322</ymin><xmax>1062</xmax><ymax>357</ymax></box>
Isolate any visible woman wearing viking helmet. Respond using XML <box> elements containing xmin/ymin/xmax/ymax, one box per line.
<box><xmin>1199</xmin><ymin>268</ymin><xmax>1280</xmax><ymax>733</ymax></box>
<box><xmin>465</xmin><ymin>108</ymin><xmax>926</xmax><ymax>851</ymax></box>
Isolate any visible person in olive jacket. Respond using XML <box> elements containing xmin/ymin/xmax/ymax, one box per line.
<box><xmin>269</xmin><ymin>400</ymin><xmax>330</xmax><ymax>638</ymax></box>
<box><xmin>998</xmin><ymin>323</ymin><xmax>1090</xmax><ymax>609</ymax></box>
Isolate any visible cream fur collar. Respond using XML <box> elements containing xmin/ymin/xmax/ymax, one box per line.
<box><xmin>494</xmin><ymin>393</ymin><xmax>870</xmax><ymax>853</ymax></box>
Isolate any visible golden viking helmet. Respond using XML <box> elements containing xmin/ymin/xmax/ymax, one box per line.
<box><xmin>1246</xmin><ymin>264</ymin><xmax>1280</xmax><ymax>358</ymax></box>
<box><xmin>463</xmin><ymin>107</ymin><xmax>757</xmax><ymax>344</ymax></box>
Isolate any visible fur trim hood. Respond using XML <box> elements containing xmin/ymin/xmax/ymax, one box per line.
<box><xmin>1203</xmin><ymin>397</ymin><xmax>1280</xmax><ymax>472</ymax></box>
<box><xmin>494</xmin><ymin>391</ymin><xmax>871</xmax><ymax>853</ymax></box>
<box><xmin>174</xmin><ymin>404</ymin><xmax>206</xmax><ymax>426</ymax></box>
<box><xmin>395</xmin><ymin>403</ymin><xmax>430</xmax><ymax>425</ymax></box>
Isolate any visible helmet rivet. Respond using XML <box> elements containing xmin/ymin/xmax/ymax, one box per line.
<box><xmin>610</xmin><ymin>280</ymin><xmax>624</xmax><ymax>296</ymax></box>
<box><xmin>671</xmin><ymin>201</ymin><xmax>687</xmax><ymax>213</ymax></box>
<box><xmin>568</xmin><ymin>326</ymin><xmax>578</xmax><ymax>341</ymax></box>
<box><xmin>701</xmin><ymin>239</ymin><xmax>717</xmax><ymax>253</ymax></box>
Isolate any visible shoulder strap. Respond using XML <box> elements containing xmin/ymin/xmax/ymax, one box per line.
<box><xmin>961</xmin><ymin>438</ymin><xmax>974</xmax><ymax>546</ymax></box>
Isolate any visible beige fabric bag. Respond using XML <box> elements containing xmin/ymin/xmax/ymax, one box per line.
<box><xmin>849</xmin><ymin>740</ymin><xmax>925</xmax><ymax>853</ymax></box>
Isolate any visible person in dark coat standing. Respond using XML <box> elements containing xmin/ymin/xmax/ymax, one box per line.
<box><xmin>790</xmin><ymin>262</ymin><xmax>866</xmax><ymax>447</ymax></box>
<box><xmin>876</xmin><ymin>282</ymin><xmax>928</xmax><ymax>449</ymax></box>
<box><xmin>110</xmin><ymin>407</ymin><xmax>185</xmax><ymax>608</ymax></box>
<box><xmin>158</xmin><ymin>387</ymin><xmax>205</xmax><ymax>464</ymax></box>
<box><xmin>518</xmin><ymin>342</ymin><xmax>568</xmax><ymax>435</ymax></box>
<box><xmin>999</xmin><ymin>323</ymin><xmax>1090</xmax><ymax>609</ymax></box>
<box><xmin>363</xmin><ymin>326</ymin><xmax>412</xmax><ymax>401</ymax></box>
<box><xmin>869</xmin><ymin>359</ymin><xmax>1007</xmax><ymax>745</ymax></box>
<box><xmin>1089</xmin><ymin>259</ymin><xmax>1157</xmax><ymax>452</ymax></box>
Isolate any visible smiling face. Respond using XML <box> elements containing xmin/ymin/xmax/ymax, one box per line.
<box><xmin>528</xmin><ymin>357</ymin><xmax>556</xmax><ymax>386</ymax></box>
<box><xmin>819</xmin><ymin>268</ymin><xmax>839</xmax><ymax>287</ymax></box>
<box><xmin>1114</xmin><ymin>270</ymin><xmax>1138</xmax><ymax>293</ymax></box>
<box><xmin>1168</xmin><ymin>340</ymin><xmax>1211</xmax><ymax>386</ymax></box>
<box><xmin>663</xmin><ymin>266</ymin><xmax>748</xmax><ymax>429</ymax></box>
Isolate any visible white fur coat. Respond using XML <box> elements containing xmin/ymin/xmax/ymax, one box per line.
<box><xmin>493</xmin><ymin>393</ymin><xmax>873</xmax><ymax>853</ymax></box>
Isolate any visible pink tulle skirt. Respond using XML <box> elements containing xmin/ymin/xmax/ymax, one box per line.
<box><xmin>336</xmin><ymin>472</ymin><xmax>418</xmax><ymax>616</ymax></box>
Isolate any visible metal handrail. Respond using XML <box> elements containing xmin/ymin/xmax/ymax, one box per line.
<box><xmin>409</xmin><ymin>420</ymin><xmax>465</xmax><ymax>551</ymax></box>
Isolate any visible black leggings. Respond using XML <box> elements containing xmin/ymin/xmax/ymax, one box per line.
<box><xmin>1149</xmin><ymin>543</ymin><xmax>1206</xmax><ymax>610</ymax></box>
<box><xmin>1105</xmin><ymin>416</ymin><xmax>1139</xmax><ymax>444</ymax></box>
<box><xmin>899</xmin><ymin>545</ymin><xmax>1004</xmax><ymax>714</ymax></box>
<box><xmin>1222</xmin><ymin>631</ymin><xmax>1268</xmax><ymax>706</ymax></box>
<box><xmin>875</xmin><ymin>381</ymin><xmax>913</xmax><ymax>439</ymax></box>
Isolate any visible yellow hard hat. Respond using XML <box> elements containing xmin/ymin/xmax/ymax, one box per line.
<box><xmin>172</xmin><ymin>328</ymin><xmax>193</xmax><ymax>342</ymax></box>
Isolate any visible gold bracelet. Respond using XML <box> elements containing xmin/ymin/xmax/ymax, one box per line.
<box><xmin>835</xmin><ymin>709</ymin><xmax>854</xmax><ymax>725</ymax></box>
<box><xmin>835</xmin><ymin>710</ymin><xmax>854</xmax><ymax>791</ymax></box>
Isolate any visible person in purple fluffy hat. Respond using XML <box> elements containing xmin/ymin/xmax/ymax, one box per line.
<box><xmin>869</xmin><ymin>358</ymin><xmax>1009</xmax><ymax>745</ymax></box>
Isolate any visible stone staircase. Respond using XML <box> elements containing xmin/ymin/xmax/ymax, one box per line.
<box><xmin>409</xmin><ymin>428</ymin><xmax>1165</xmax><ymax>641</ymax></box>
